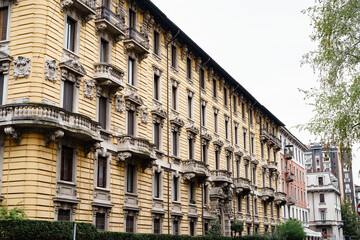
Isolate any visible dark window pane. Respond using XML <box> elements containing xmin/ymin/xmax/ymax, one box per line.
<box><xmin>212</xmin><ymin>79</ymin><xmax>217</xmax><ymax>98</ymax></box>
<box><xmin>97</xmin><ymin>157</ymin><xmax>107</xmax><ymax>188</ymax></box>
<box><xmin>99</xmin><ymin>96</ymin><xmax>107</xmax><ymax>129</ymax></box>
<box><xmin>126</xmin><ymin>215</ymin><xmax>134</xmax><ymax>232</ymax></box>
<box><xmin>154</xmin><ymin>218</ymin><xmax>161</xmax><ymax>234</ymax></box>
<box><xmin>66</xmin><ymin>17</ymin><xmax>76</xmax><ymax>52</ymax></box>
<box><xmin>96</xmin><ymin>212</ymin><xmax>106</xmax><ymax>230</ymax></box>
<box><xmin>58</xmin><ymin>209</ymin><xmax>70</xmax><ymax>221</ymax></box>
<box><xmin>0</xmin><ymin>7</ymin><xmax>8</xmax><ymax>41</ymax></box>
<box><xmin>154</xmin><ymin>171</ymin><xmax>160</xmax><ymax>198</ymax></box>
<box><xmin>128</xmin><ymin>58</ymin><xmax>135</xmax><ymax>85</ymax></box>
<box><xmin>100</xmin><ymin>39</ymin><xmax>108</xmax><ymax>62</ymax></box>
<box><xmin>154</xmin><ymin>31</ymin><xmax>160</xmax><ymax>55</ymax></box>
<box><xmin>61</xmin><ymin>146</ymin><xmax>73</xmax><ymax>181</ymax></box>
<box><xmin>172</xmin><ymin>131</ymin><xmax>178</xmax><ymax>156</ymax></box>
<box><xmin>173</xmin><ymin>220</ymin><xmax>179</xmax><ymax>235</ymax></box>
<box><xmin>129</xmin><ymin>9</ymin><xmax>135</xmax><ymax>28</ymax></box>
<box><xmin>154</xmin><ymin>123</ymin><xmax>160</xmax><ymax>150</ymax></box>
<box><xmin>63</xmin><ymin>80</ymin><xmax>74</xmax><ymax>112</ymax></box>
<box><xmin>127</xmin><ymin>110</ymin><xmax>134</xmax><ymax>135</ymax></box>
<box><xmin>200</xmin><ymin>68</ymin><xmax>205</xmax><ymax>89</ymax></box>
<box><xmin>173</xmin><ymin>176</ymin><xmax>178</xmax><ymax>201</ymax></box>
<box><xmin>127</xmin><ymin>164</ymin><xmax>134</xmax><ymax>193</ymax></box>
<box><xmin>154</xmin><ymin>74</ymin><xmax>159</xmax><ymax>100</ymax></box>
<box><xmin>0</xmin><ymin>73</ymin><xmax>4</xmax><ymax>105</ymax></box>
<box><xmin>171</xmin><ymin>45</ymin><xmax>176</xmax><ymax>67</ymax></box>
<box><xmin>187</xmin><ymin>58</ymin><xmax>192</xmax><ymax>79</ymax></box>
<box><xmin>190</xmin><ymin>221</ymin><xmax>195</xmax><ymax>236</ymax></box>
<box><xmin>172</xmin><ymin>86</ymin><xmax>177</xmax><ymax>109</ymax></box>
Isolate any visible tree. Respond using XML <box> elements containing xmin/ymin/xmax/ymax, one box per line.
<box><xmin>206</xmin><ymin>217</ymin><xmax>221</xmax><ymax>236</ymax></box>
<box><xmin>231</xmin><ymin>220</ymin><xmax>244</xmax><ymax>237</ymax></box>
<box><xmin>301</xmin><ymin>0</ymin><xmax>360</xmax><ymax>149</ymax></box>
<box><xmin>277</xmin><ymin>219</ymin><xmax>306</xmax><ymax>240</ymax></box>
<box><xmin>0</xmin><ymin>204</ymin><xmax>26</xmax><ymax>220</ymax></box>
<box><xmin>341</xmin><ymin>199</ymin><xmax>360</xmax><ymax>240</ymax></box>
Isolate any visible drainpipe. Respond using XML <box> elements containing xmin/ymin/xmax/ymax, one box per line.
<box><xmin>249</xmin><ymin>102</ymin><xmax>257</xmax><ymax>232</ymax></box>
<box><xmin>166</xmin><ymin>29</ymin><xmax>180</xmax><ymax>235</ymax></box>
<box><xmin>199</xmin><ymin>57</ymin><xmax>210</xmax><ymax>235</ymax></box>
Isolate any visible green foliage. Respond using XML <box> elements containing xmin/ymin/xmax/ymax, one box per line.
<box><xmin>0</xmin><ymin>204</ymin><xmax>26</xmax><ymax>220</ymax></box>
<box><xmin>206</xmin><ymin>217</ymin><xmax>222</xmax><ymax>236</ymax></box>
<box><xmin>190</xmin><ymin>199</ymin><xmax>196</xmax><ymax>204</ymax></box>
<box><xmin>231</xmin><ymin>220</ymin><xmax>244</xmax><ymax>237</ymax></box>
<box><xmin>301</xmin><ymin>0</ymin><xmax>360</xmax><ymax>148</ymax></box>
<box><xmin>341</xmin><ymin>199</ymin><xmax>360</xmax><ymax>240</ymax></box>
<box><xmin>277</xmin><ymin>219</ymin><xmax>306</xmax><ymax>240</ymax></box>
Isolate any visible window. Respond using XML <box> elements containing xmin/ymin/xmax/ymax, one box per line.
<box><xmin>214</xmin><ymin>111</ymin><xmax>218</xmax><ymax>133</ymax></box>
<box><xmin>172</xmin><ymin>85</ymin><xmax>178</xmax><ymax>110</ymax></box>
<box><xmin>320</xmin><ymin>193</ymin><xmax>325</xmax><ymax>203</ymax></box>
<box><xmin>223</xmin><ymin>87</ymin><xmax>228</xmax><ymax>106</ymax></box>
<box><xmin>100</xmin><ymin>39</ymin><xmax>109</xmax><ymax>62</ymax></box>
<box><xmin>203</xmin><ymin>184</ymin><xmax>208</xmax><ymax>204</ymax></box>
<box><xmin>212</xmin><ymin>79</ymin><xmax>217</xmax><ymax>98</ymax></box>
<box><xmin>126</xmin><ymin>215</ymin><xmax>135</xmax><ymax>232</ymax></box>
<box><xmin>153</xmin><ymin>218</ymin><xmax>161</xmax><ymax>234</ymax></box>
<box><xmin>0</xmin><ymin>73</ymin><xmax>4</xmax><ymax>105</ymax></box>
<box><xmin>201</xmin><ymin>144</ymin><xmax>207</xmax><ymax>163</ymax></box>
<box><xmin>200</xmin><ymin>68</ymin><xmax>205</xmax><ymax>89</ymax></box>
<box><xmin>234</xmin><ymin>124</ymin><xmax>238</xmax><ymax>145</ymax></box>
<box><xmin>127</xmin><ymin>110</ymin><xmax>135</xmax><ymax>136</ymax></box>
<box><xmin>270</xmin><ymin>202</ymin><xmax>274</xmax><ymax>217</ymax></box>
<box><xmin>241</xmin><ymin>102</ymin><xmax>245</xmax><ymax>119</ymax></box>
<box><xmin>215</xmin><ymin>150</ymin><xmax>220</xmax><ymax>170</ymax></box>
<box><xmin>189</xmin><ymin>181</ymin><xmax>196</xmax><ymax>203</ymax></box>
<box><xmin>320</xmin><ymin>210</ymin><xmax>326</xmax><ymax>221</ymax></box>
<box><xmin>0</xmin><ymin>7</ymin><xmax>8</xmax><ymax>41</ymax></box>
<box><xmin>264</xmin><ymin>202</ymin><xmax>267</xmax><ymax>216</ymax></box>
<box><xmin>129</xmin><ymin>9</ymin><xmax>136</xmax><ymax>28</ymax></box>
<box><xmin>173</xmin><ymin>220</ymin><xmax>179</xmax><ymax>235</ymax></box>
<box><xmin>97</xmin><ymin>156</ymin><xmax>107</xmax><ymax>188</ymax></box>
<box><xmin>173</xmin><ymin>176</ymin><xmax>179</xmax><ymax>201</ymax></box>
<box><xmin>237</xmin><ymin>194</ymin><xmax>242</xmax><ymax>212</ymax></box>
<box><xmin>153</xmin><ymin>30</ymin><xmax>160</xmax><ymax>56</ymax></box>
<box><xmin>262</xmin><ymin>171</ymin><xmax>265</xmax><ymax>187</ymax></box>
<box><xmin>186</xmin><ymin>57</ymin><xmax>192</xmax><ymax>79</ymax></box>
<box><xmin>254</xmin><ymin>198</ymin><xmax>258</xmax><ymax>215</ymax></box>
<box><xmin>98</xmin><ymin>96</ymin><xmax>107</xmax><ymax>129</ymax></box>
<box><xmin>189</xmin><ymin>221</ymin><xmax>195</xmax><ymax>236</ymax></box>
<box><xmin>96</xmin><ymin>212</ymin><xmax>105</xmax><ymax>230</ymax></box>
<box><xmin>65</xmin><ymin>17</ymin><xmax>76</xmax><ymax>52</ymax></box>
<box><xmin>318</xmin><ymin>177</ymin><xmax>323</xmax><ymax>186</ymax></box>
<box><xmin>153</xmin><ymin>122</ymin><xmax>161</xmax><ymax>150</ymax></box>
<box><xmin>243</xmin><ymin>130</ymin><xmax>247</xmax><ymax>149</ymax></box>
<box><xmin>154</xmin><ymin>171</ymin><xmax>160</xmax><ymax>198</ymax></box>
<box><xmin>225</xmin><ymin>118</ymin><xmax>229</xmax><ymax>139</ymax></box>
<box><xmin>58</xmin><ymin>209</ymin><xmax>71</xmax><ymax>221</ymax></box>
<box><xmin>128</xmin><ymin>57</ymin><xmax>136</xmax><ymax>85</ymax></box>
<box><xmin>233</xmin><ymin>95</ymin><xmax>237</xmax><ymax>113</ymax></box>
<box><xmin>201</xmin><ymin>104</ymin><xmax>206</xmax><ymax>127</ymax></box>
<box><xmin>249</xmin><ymin>109</ymin><xmax>253</xmax><ymax>125</ymax></box>
<box><xmin>61</xmin><ymin>146</ymin><xmax>73</xmax><ymax>182</ymax></box>
<box><xmin>252</xmin><ymin>167</ymin><xmax>256</xmax><ymax>185</ymax></box>
<box><xmin>245</xmin><ymin>163</ymin><xmax>249</xmax><ymax>179</ymax></box>
<box><xmin>251</xmin><ymin>135</ymin><xmax>254</xmax><ymax>154</ymax></box>
<box><xmin>172</xmin><ymin>131</ymin><xmax>179</xmax><ymax>156</ymax></box>
<box><xmin>261</xmin><ymin>142</ymin><xmax>264</xmax><ymax>159</ymax></box>
<box><xmin>171</xmin><ymin>45</ymin><xmax>177</xmax><ymax>68</ymax></box>
<box><xmin>153</xmin><ymin>74</ymin><xmax>160</xmax><ymax>100</ymax></box>
<box><xmin>188</xmin><ymin>138</ymin><xmax>194</xmax><ymax>159</ymax></box>
<box><xmin>63</xmin><ymin>80</ymin><xmax>74</xmax><ymax>112</ymax></box>
<box><xmin>236</xmin><ymin>160</ymin><xmax>240</xmax><ymax>178</ymax></box>
<box><xmin>127</xmin><ymin>164</ymin><xmax>135</xmax><ymax>193</ymax></box>
<box><xmin>187</xmin><ymin>95</ymin><xmax>193</xmax><ymax>119</ymax></box>
<box><xmin>246</xmin><ymin>195</ymin><xmax>250</xmax><ymax>214</ymax></box>
<box><xmin>226</xmin><ymin>155</ymin><xmax>231</xmax><ymax>172</ymax></box>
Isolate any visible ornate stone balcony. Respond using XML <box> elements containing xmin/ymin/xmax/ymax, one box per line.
<box><xmin>124</xmin><ymin>28</ymin><xmax>150</xmax><ymax>59</ymax></box>
<box><xmin>183</xmin><ymin>159</ymin><xmax>209</xmax><ymax>181</ymax></box>
<box><xmin>60</xmin><ymin>0</ymin><xmax>97</xmax><ymax>23</ymax></box>
<box><xmin>234</xmin><ymin>177</ymin><xmax>251</xmax><ymax>193</ymax></box>
<box><xmin>95</xmin><ymin>6</ymin><xmax>126</xmax><ymax>40</ymax></box>
<box><xmin>287</xmin><ymin>196</ymin><xmax>296</xmax><ymax>205</ymax></box>
<box><xmin>284</xmin><ymin>148</ymin><xmax>293</xmax><ymax>160</ymax></box>
<box><xmin>94</xmin><ymin>63</ymin><xmax>125</xmax><ymax>91</ymax></box>
<box><xmin>260</xmin><ymin>129</ymin><xmax>270</xmax><ymax>142</ymax></box>
<box><xmin>274</xmin><ymin>137</ymin><xmax>281</xmax><ymax>151</ymax></box>
<box><xmin>285</xmin><ymin>172</ymin><xmax>295</xmax><ymax>182</ymax></box>
<box><xmin>261</xmin><ymin>187</ymin><xmax>275</xmax><ymax>202</ymax></box>
<box><xmin>210</xmin><ymin>170</ymin><xmax>232</xmax><ymax>183</ymax></box>
<box><xmin>0</xmin><ymin>103</ymin><xmax>101</xmax><ymax>145</ymax></box>
<box><xmin>116</xmin><ymin>135</ymin><xmax>156</xmax><ymax>170</ymax></box>
<box><xmin>267</xmin><ymin>160</ymin><xmax>277</xmax><ymax>172</ymax></box>
<box><xmin>274</xmin><ymin>192</ymin><xmax>287</xmax><ymax>205</ymax></box>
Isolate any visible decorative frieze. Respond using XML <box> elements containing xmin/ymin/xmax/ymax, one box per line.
<box><xmin>44</xmin><ymin>60</ymin><xmax>58</xmax><ymax>83</ymax></box>
<box><xmin>13</xmin><ymin>56</ymin><xmax>31</xmax><ymax>79</ymax></box>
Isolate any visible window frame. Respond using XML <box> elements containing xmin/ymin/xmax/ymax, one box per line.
<box><xmin>153</xmin><ymin>30</ymin><xmax>161</xmax><ymax>56</ymax></box>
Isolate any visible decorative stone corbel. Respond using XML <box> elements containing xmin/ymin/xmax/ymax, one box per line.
<box><xmin>44</xmin><ymin>129</ymin><xmax>64</xmax><ymax>147</ymax></box>
<box><xmin>116</xmin><ymin>152</ymin><xmax>132</xmax><ymax>165</ymax></box>
<box><xmin>181</xmin><ymin>45</ymin><xmax>188</xmax><ymax>60</ymax></box>
<box><xmin>195</xmin><ymin>57</ymin><xmax>202</xmax><ymax>73</ymax></box>
<box><xmin>84</xmin><ymin>141</ymin><xmax>102</xmax><ymax>157</ymax></box>
<box><xmin>4</xmin><ymin>126</ymin><xmax>21</xmax><ymax>145</ymax></box>
<box><xmin>44</xmin><ymin>60</ymin><xmax>58</xmax><ymax>83</ymax></box>
<box><xmin>13</xmin><ymin>56</ymin><xmax>31</xmax><ymax>79</ymax></box>
<box><xmin>208</xmin><ymin>68</ymin><xmax>214</xmax><ymax>82</ymax></box>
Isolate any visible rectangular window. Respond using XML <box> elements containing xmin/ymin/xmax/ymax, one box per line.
<box><xmin>251</xmin><ymin>135</ymin><xmax>254</xmax><ymax>154</ymax></box>
<box><xmin>241</xmin><ymin>102</ymin><xmax>245</xmax><ymax>119</ymax></box>
<box><xmin>212</xmin><ymin>79</ymin><xmax>217</xmax><ymax>98</ymax></box>
<box><xmin>318</xmin><ymin>177</ymin><xmax>323</xmax><ymax>186</ymax></box>
<box><xmin>153</xmin><ymin>218</ymin><xmax>161</xmax><ymax>234</ymax></box>
<box><xmin>201</xmin><ymin>105</ymin><xmax>206</xmax><ymax>126</ymax></box>
<box><xmin>0</xmin><ymin>7</ymin><xmax>8</xmax><ymax>41</ymax></box>
<box><xmin>233</xmin><ymin>95</ymin><xmax>237</xmax><ymax>112</ymax></box>
<box><xmin>236</xmin><ymin>160</ymin><xmax>240</xmax><ymax>178</ymax></box>
<box><xmin>186</xmin><ymin>57</ymin><xmax>192</xmax><ymax>79</ymax></box>
<box><xmin>127</xmin><ymin>164</ymin><xmax>134</xmax><ymax>193</ymax></box>
<box><xmin>320</xmin><ymin>211</ymin><xmax>326</xmax><ymax>221</ymax></box>
<box><xmin>97</xmin><ymin>156</ymin><xmax>107</xmax><ymax>188</ymax></box>
<box><xmin>245</xmin><ymin>163</ymin><xmax>249</xmax><ymax>179</ymax></box>
<box><xmin>129</xmin><ymin>9</ymin><xmax>136</xmax><ymax>28</ymax></box>
<box><xmin>188</xmin><ymin>95</ymin><xmax>193</xmax><ymax>119</ymax></box>
<box><xmin>189</xmin><ymin>181</ymin><xmax>196</xmax><ymax>203</ymax></box>
<box><xmin>226</xmin><ymin>155</ymin><xmax>231</xmax><ymax>172</ymax></box>
<box><xmin>61</xmin><ymin>146</ymin><xmax>73</xmax><ymax>182</ymax></box>
<box><xmin>173</xmin><ymin>220</ymin><xmax>179</xmax><ymax>235</ymax></box>
<box><xmin>223</xmin><ymin>87</ymin><xmax>228</xmax><ymax>106</ymax></box>
<box><xmin>249</xmin><ymin>109</ymin><xmax>253</xmax><ymax>125</ymax></box>
<box><xmin>234</xmin><ymin>125</ymin><xmax>238</xmax><ymax>145</ymax></box>
<box><xmin>243</xmin><ymin>131</ymin><xmax>247</xmax><ymax>149</ymax></box>
<box><xmin>246</xmin><ymin>196</ymin><xmax>250</xmax><ymax>214</ymax></box>
<box><xmin>320</xmin><ymin>193</ymin><xmax>325</xmax><ymax>203</ymax></box>
<box><xmin>171</xmin><ymin>45</ymin><xmax>177</xmax><ymax>68</ymax></box>
<box><xmin>98</xmin><ymin>96</ymin><xmax>107</xmax><ymax>129</ymax></box>
<box><xmin>128</xmin><ymin>58</ymin><xmax>135</xmax><ymax>85</ymax></box>
<box><xmin>127</xmin><ymin>110</ymin><xmax>135</xmax><ymax>136</ymax></box>
<box><xmin>96</xmin><ymin>212</ymin><xmax>105</xmax><ymax>231</ymax></box>
<box><xmin>215</xmin><ymin>150</ymin><xmax>220</xmax><ymax>170</ymax></box>
<box><xmin>172</xmin><ymin>86</ymin><xmax>177</xmax><ymax>110</ymax></box>
<box><xmin>154</xmin><ymin>123</ymin><xmax>160</xmax><ymax>150</ymax></box>
<box><xmin>203</xmin><ymin>185</ymin><xmax>208</xmax><ymax>204</ymax></box>
<box><xmin>214</xmin><ymin>112</ymin><xmax>218</xmax><ymax>133</ymax></box>
<box><xmin>254</xmin><ymin>198</ymin><xmax>258</xmax><ymax>215</ymax></box>
<box><xmin>126</xmin><ymin>215</ymin><xmax>134</xmax><ymax>232</ymax></box>
<box><xmin>154</xmin><ymin>171</ymin><xmax>160</xmax><ymax>198</ymax></box>
<box><xmin>237</xmin><ymin>194</ymin><xmax>242</xmax><ymax>212</ymax></box>
<box><xmin>63</xmin><ymin>80</ymin><xmax>74</xmax><ymax>112</ymax></box>
<box><xmin>225</xmin><ymin>119</ymin><xmax>229</xmax><ymax>139</ymax></box>
<box><xmin>153</xmin><ymin>30</ymin><xmax>160</xmax><ymax>56</ymax></box>
<box><xmin>172</xmin><ymin>131</ymin><xmax>178</xmax><ymax>156</ymax></box>
<box><xmin>189</xmin><ymin>221</ymin><xmax>195</xmax><ymax>236</ymax></box>
<box><xmin>270</xmin><ymin>202</ymin><xmax>274</xmax><ymax>217</ymax></box>
<box><xmin>153</xmin><ymin>74</ymin><xmax>160</xmax><ymax>100</ymax></box>
<box><xmin>202</xmin><ymin>145</ymin><xmax>207</xmax><ymax>163</ymax></box>
<box><xmin>66</xmin><ymin>17</ymin><xmax>76</xmax><ymax>52</ymax></box>
<box><xmin>0</xmin><ymin>73</ymin><xmax>4</xmax><ymax>105</ymax></box>
<box><xmin>261</xmin><ymin>142</ymin><xmax>264</xmax><ymax>158</ymax></box>
<box><xmin>173</xmin><ymin>176</ymin><xmax>179</xmax><ymax>201</ymax></box>
<box><xmin>58</xmin><ymin>209</ymin><xmax>70</xmax><ymax>221</ymax></box>
<box><xmin>100</xmin><ymin>39</ymin><xmax>109</xmax><ymax>62</ymax></box>
<box><xmin>188</xmin><ymin>139</ymin><xmax>194</xmax><ymax>159</ymax></box>
<box><xmin>264</xmin><ymin>202</ymin><xmax>267</xmax><ymax>216</ymax></box>
<box><xmin>200</xmin><ymin>68</ymin><xmax>205</xmax><ymax>89</ymax></box>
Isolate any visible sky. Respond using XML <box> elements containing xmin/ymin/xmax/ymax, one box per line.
<box><xmin>150</xmin><ymin>0</ymin><xmax>360</xmax><ymax>185</ymax></box>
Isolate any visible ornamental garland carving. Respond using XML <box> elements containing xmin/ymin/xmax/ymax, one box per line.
<box><xmin>84</xmin><ymin>79</ymin><xmax>95</xmax><ymax>99</ymax></box>
<box><xmin>44</xmin><ymin>60</ymin><xmax>58</xmax><ymax>83</ymax></box>
<box><xmin>13</xmin><ymin>56</ymin><xmax>31</xmax><ymax>79</ymax></box>
<box><xmin>141</xmin><ymin>106</ymin><xmax>149</xmax><ymax>123</ymax></box>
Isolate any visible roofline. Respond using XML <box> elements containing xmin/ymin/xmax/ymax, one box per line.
<box><xmin>134</xmin><ymin>0</ymin><xmax>285</xmax><ymax>127</ymax></box>
<box><xmin>279</xmin><ymin>126</ymin><xmax>307</xmax><ymax>150</ymax></box>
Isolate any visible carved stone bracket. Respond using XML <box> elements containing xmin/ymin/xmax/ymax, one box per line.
<box><xmin>45</xmin><ymin>59</ymin><xmax>58</xmax><ymax>83</ymax></box>
<box><xmin>13</xmin><ymin>56</ymin><xmax>31</xmax><ymax>79</ymax></box>
<box><xmin>151</xmin><ymin>100</ymin><xmax>167</xmax><ymax>124</ymax></box>
<box><xmin>186</xmin><ymin>119</ymin><xmax>199</xmax><ymax>139</ymax></box>
<box><xmin>84</xmin><ymin>141</ymin><xmax>102</xmax><ymax>157</ymax></box>
<box><xmin>84</xmin><ymin>79</ymin><xmax>95</xmax><ymax>99</ymax></box>
<box><xmin>195</xmin><ymin>57</ymin><xmax>202</xmax><ymax>73</ymax></box>
<box><xmin>213</xmin><ymin>133</ymin><xmax>224</xmax><ymax>151</ymax></box>
<box><xmin>4</xmin><ymin>126</ymin><xmax>21</xmax><ymax>145</ymax></box>
<box><xmin>208</xmin><ymin>68</ymin><xmax>214</xmax><ymax>82</ymax></box>
<box><xmin>181</xmin><ymin>45</ymin><xmax>188</xmax><ymax>60</ymax></box>
<box><xmin>44</xmin><ymin>129</ymin><xmax>64</xmax><ymax>147</ymax></box>
<box><xmin>116</xmin><ymin>152</ymin><xmax>132</xmax><ymax>165</ymax></box>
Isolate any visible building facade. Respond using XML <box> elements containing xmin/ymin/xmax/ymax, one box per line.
<box><xmin>278</xmin><ymin>127</ymin><xmax>309</xmax><ymax>227</ymax></box>
<box><xmin>307</xmin><ymin>172</ymin><xmax>343</xmax><ymax>240</ymax></box>
<box><xmin>0</xmin><ymin>0</ymin><xmax>291</xmax><ymax>236</ymax></box>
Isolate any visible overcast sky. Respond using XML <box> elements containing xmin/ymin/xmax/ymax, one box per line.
<box><xmin>150</xmin><ymin>0</ymin><xmax>360</xmax><ymax>185</ymax></box>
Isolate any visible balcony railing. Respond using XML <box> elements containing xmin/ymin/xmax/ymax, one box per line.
<box><xmin>261</xmin><ymin>187</ymin><xmax>275</xmax><ymax>201</ymax></box>
<box><xmin>124</xmin><ymin>28</ymin><xmax>150</xmax><ymax>56</ymax></box>
<box><xmin>274</xmin><ymin>192</ymin><xmax>287</xmax><ymax>205</ymax></box>
<box><xmin>260</xmin><ymin>129</ymin><xmax>270</xmax><ymax>142</ymax></box>
<box><xmin>95</xmin><ymin>6</ymin><xmax>126</xmax><ymax>37</ymax></box>
<box><xmin>183</xmin><ymin>159</ymin><xmax>209</xmax><ymax>180</ymax></box>
<box><xmin>285</xmin><ymin>172</ymin><xmax>295</xmax><ymax>182</ymax></box>
<box><xmin>287</xmin><ymin>196</ymin><xmax>295</xmax><ymax>205</ymax></box>
<box><xmin>94</xmin><ymin>62</ymin><xmax>124</xmax><ymax>90</ymax></box>
<box><xmin>60</xmin><ymin>0</ymin><xmax>97</xmax><ymax>20</ymax></box>
<box><xmin>210</xmin><ymin>169</ymin><xmax>232</xmax><ymax>183</ymax></box>
<box><xmin>0</xmin><ymin>103</ymin><xmax>100</xmax><ymax>142</ymax></box>
<box><xmin>234</xmin><ymin>177</ymin><xmax>251</xmax><ymax>192</ymax></box>
<box><xmin>267</xmin><ymin>160</ymin><xmax>277</xmax><ymax>172</ymax></box>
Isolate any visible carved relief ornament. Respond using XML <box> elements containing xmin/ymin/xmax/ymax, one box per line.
<box><xmin>44</xmin><ymin>60</ymin><xmax>58</xmax><ymax>83</ymax></box>
<box><xmin>84</xmin><ymin>79</ymin><xmax>95</xmax><ymax>99</ymax></box>
<box><xmin>13</xmin><ymin>56</ymin><xmax>31</xmax><ymax>79</ymax></box>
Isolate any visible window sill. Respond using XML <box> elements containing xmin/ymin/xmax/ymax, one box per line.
<box><xmin>125</xmin><ymin>192</ymin><xmax>138</xmax><ymax>197</ymax></box>
<box><xmin>186</xmin><ymin>77</ymin><xmax>193</xmax><ymax>85</ymax></box>
<box><xmin>170</xmin><ymin>66</ymin><xmax>178</xmax><ymax>74</ymax></box>
<box><xmin>57</xmin><ymin>180</ymin><xmax>76</xmax><ymax>186</ymax></box>
<box><xmin>95</xmin><ymin>187</ymin><xmax>110</xmax><ymax>192</ymax></box>
<box><xmin>153</xmin><ymin>197</ymin><xmax>164</xmax><ymax>202</ymax></box>
<box><xmin>152</xmin><ymin>53</ymin><xmax>161</xmax><ymax>62</ymax></box>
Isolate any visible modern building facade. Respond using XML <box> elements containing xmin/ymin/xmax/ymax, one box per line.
<box><xmin>0</xmin><ymin>0</ymin><xmax>289</xmax><ymax>236</ymax></box>
<box><xmin>278</xmin><ymin>127</ymin><xmax>309</xmax><ymax>226</ymax></box>
<box><xmin>307</xmin><ymin>172</ymin><xmax>343</xmax><ymax>240</ymax></box>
